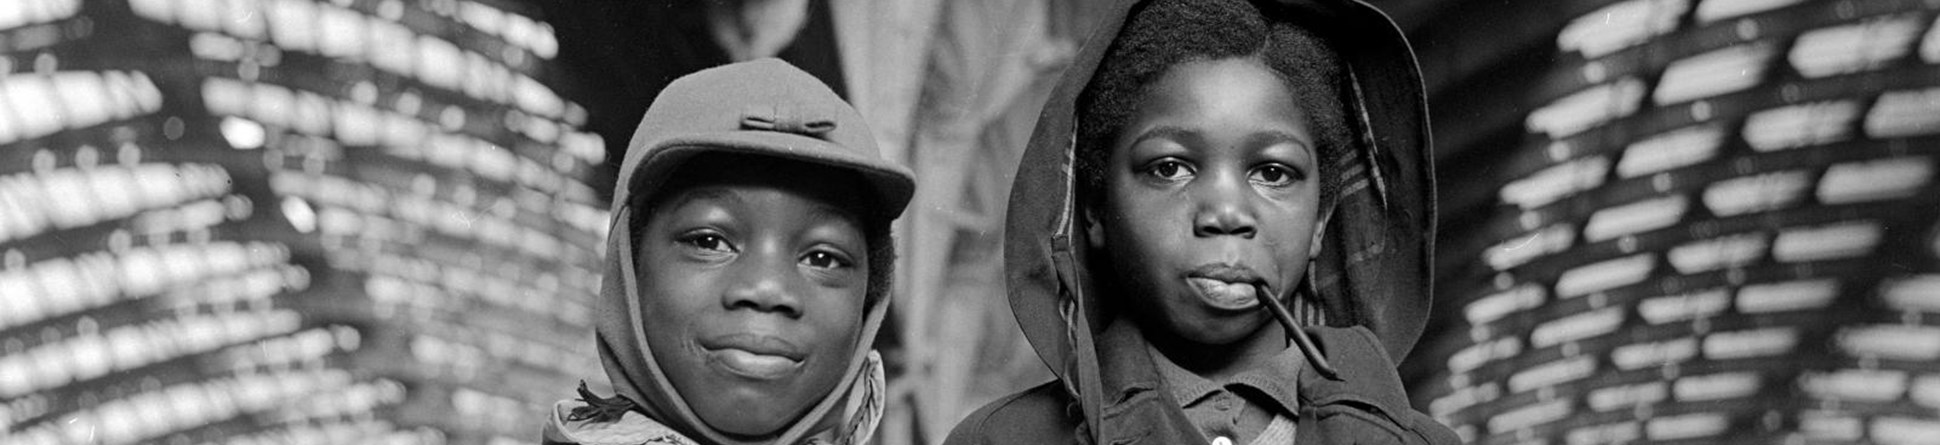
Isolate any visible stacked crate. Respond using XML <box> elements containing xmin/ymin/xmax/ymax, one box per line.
<box><xmin>1414</xmin><ymin>0</ymin><xmax>1940</xmax><ymax>443</ymax></box>
<box><xmin>0</xmin><ymin>0</ymin><xmax>606</xmax><ymax>444</ymax></box>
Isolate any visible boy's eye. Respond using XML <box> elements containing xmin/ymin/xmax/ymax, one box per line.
<box><xmin>1143</xmin><ymin>159</ymin><xmax>1194</xmax><ymax>181</ymax></box>
<box><xmin>801</xmin><ymin>250</ymin><xmax>853</xmax><ymax>269</ymax></box>
<box><xmin>680</xmin><ymin>233</ymin><xmax>735</xmax><ymax>253</ymax></box>
<box><xmin>1250</xmin><ymin>164</ymin><xmax>1302</xmax><ymax>187</ymax></box>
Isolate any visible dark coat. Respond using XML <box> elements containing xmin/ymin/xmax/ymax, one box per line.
<box><xmin>946</xmin><ymin>320</ymin><xmax>1458</xmax><ymax>445</ymax></box>
<box><xmin>945</xmin><ymin>0</ymin><xmax>1455</xmax><ymax>443</ymax></box>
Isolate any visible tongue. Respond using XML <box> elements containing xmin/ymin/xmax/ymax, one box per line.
<box><xmin>1189</xmin><ymin>277</ymin><xmax>1260</xmax><ymax>309</ymax></box>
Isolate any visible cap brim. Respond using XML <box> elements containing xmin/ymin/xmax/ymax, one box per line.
<box><xmin>623</xmin><ymin>131</ymin><xmax>916</xmax><ymax>221</ymax></box>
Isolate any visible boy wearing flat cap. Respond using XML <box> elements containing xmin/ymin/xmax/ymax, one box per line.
<box><xmin>545</xmin><ymin>59</ymin><xmax>913</xmax><ymax>445</ymax></box>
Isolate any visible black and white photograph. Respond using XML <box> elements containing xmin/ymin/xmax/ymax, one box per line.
<box><xmin>1</xmin><ymin>0</ymin><xmax>1937</xmax><ymax>444</ymax></box>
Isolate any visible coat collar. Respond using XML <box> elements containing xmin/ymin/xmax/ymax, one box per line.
<box><xmin>1090</xmin><ymin>320</ymin><xmax>1416</xmax><ymax>445</ymax></box>
<box><xmin>1091</xmin><ymin>319</ymin><xmax>1201</xmax><ymax>445</ymax></box>
<box><xmin>1147</xmin><ymin>335</ymin><xmax>1306</xmax><ymax>417</ymax></box>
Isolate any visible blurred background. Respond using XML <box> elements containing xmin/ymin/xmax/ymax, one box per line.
<box><xmin>1</xmin><ymin>0</ymin><xmax>1936</xmax><ymax>444</ymax></box>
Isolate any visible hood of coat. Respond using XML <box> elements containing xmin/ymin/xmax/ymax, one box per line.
<box><xmin>1003</xmin><ymin>0</ymin><xmax>1433</xmax><ymax>432</ymax></box>
<box><xmin>594</xmin><ymin>58</ymin><xmax>912</xmax><ymax>445</ymax></box>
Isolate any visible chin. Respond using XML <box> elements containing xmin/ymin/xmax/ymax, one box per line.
<box><xmin>698</xmin><ymin>398</ymin><xmax>796</xmax><ymax>437</ymax></box>
<box><xmin>679</xmin><ymin>371</ymin><xmax>812</xmax><ymax>436</ymax></box>
<box><xmin>1175</xmin><ymin>312</ymin><xmax>1270</xmax><ymax>346</ymax></box>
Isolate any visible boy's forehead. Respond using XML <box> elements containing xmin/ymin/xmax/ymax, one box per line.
<box><xmin>1118</xmin><ymin>60</ymin><xmax>1313</xmax><ymax>148</ymax></box>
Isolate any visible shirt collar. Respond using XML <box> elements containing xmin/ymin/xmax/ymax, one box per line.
<box><xmin>1145</xmin><ymin>330</ymin><xmax>1307</xmax><ymax>415</ymax></box>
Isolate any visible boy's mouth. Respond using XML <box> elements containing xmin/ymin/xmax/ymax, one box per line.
<box><xmin>1185</xmin><ymin>264</ymin><xmax>1264</xmax><ymax>311</ymax></box>
<box><xmin>700</xmin><ymin>334</ymin><xmax>805</xmax><ymax>380</ymax></box>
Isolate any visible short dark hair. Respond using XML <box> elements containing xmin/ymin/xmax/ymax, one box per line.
<box><xmin>1075</xmin><ymin>0</ymin><xmax>1353</xmax><ymax>209</ymax></box>
<box><xmin>628</xmin><ymin>155</ymin><xmax>895</xmax><ymax>308</ymax></box>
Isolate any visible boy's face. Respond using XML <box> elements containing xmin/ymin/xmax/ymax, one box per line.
<box><xmin>1089</xmin><ymin>57</ymin><xmax>1323</xmax><ymax>346</ymax></box>
<box><xmin>634</xmin><ymin>156</ymin><xmax>870</xmax><ymax>436</ymax></box>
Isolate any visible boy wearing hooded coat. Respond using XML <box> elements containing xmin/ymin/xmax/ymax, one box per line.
<box><xmin>543</xmin><ymin>59</ymin><xmax>914</xmax><ymax>445</ymax></box>
<box><xmin>945</xmin><ymin>0</ymin><xmax>1457</xmax><ymax>444</ymax></box>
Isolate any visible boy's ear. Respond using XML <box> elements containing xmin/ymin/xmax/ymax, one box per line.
<box><xmin>1083</xmin><ymin>204</ymin><xmax>1106</xmax><ymax>251</ymax></box>
<box><xmin>1309</xmin><ymin>206</ymin><xmax>1333</xmax><ymax>259</ymax></box>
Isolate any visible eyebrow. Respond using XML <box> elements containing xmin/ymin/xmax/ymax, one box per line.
<box><xmin>804</xmin><ymin>202</ymin><xmax>864</xmax><ymax>226</ymax></box>
<box><xmin>1128</xmin><ymin>125</ymin><xmax>1202</xmax><ymax>148</ymax></box>
<box><xmin>1242</xmin><ymin>130</ymin><xmax>1315</xmax><ymax>154</ymax></box>
<box><xmin>1131</xmin><ymin>126</ymin><xmax>1314</xmax><ymax>154</ymax></box>
<box><xmin>659</xmin><ymin>187</ymin><xmax>743</xmax><ymax>211</ymax></box>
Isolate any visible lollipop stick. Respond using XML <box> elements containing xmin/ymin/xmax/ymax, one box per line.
<box><xmin>1261</xmin><ymin>291</ymin><xmax>1341</xmax><ymax>381</ymax></box>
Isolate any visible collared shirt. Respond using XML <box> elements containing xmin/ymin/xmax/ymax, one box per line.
<box><xmin>1148</xmin><ymin>342</ymin><xmax>1307</xmax><ymax>445</ymax></box>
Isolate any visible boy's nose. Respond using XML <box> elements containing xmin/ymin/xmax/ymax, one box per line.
<box><xmin>722</xmin><ymin>255</ymin><xmax>804</xmax><ymax>318</ymax></box>
<box><xmin>1192</xmin><ymin>176</ymin><xmax>1258</xmax><ymax>238</ymax></box>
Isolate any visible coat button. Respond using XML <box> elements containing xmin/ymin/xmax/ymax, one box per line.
<box><xmin>1212</xmin><ymin>436</ymin><xmax>1234</xmax><ymax>445</ymax></box>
